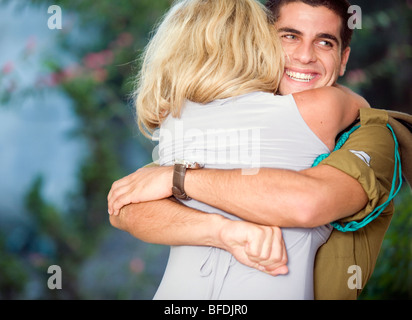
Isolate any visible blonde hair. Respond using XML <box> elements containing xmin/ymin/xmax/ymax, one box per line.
<box><xmin>135</xmin><ymin>0</ymin><xmax>284</xmax><ymax>137</ymax></box>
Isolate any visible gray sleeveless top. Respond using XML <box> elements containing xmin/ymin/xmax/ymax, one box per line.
<box><xmin>155</xmin><ymin>92</ymin><xmax>332</xmax><ymax>300</ymax></box>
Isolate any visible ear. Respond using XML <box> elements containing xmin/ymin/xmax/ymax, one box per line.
<box><xmin>339</xmin><ymin>47</ymin><xmax>351</xmax><ymax>76</ymax></box>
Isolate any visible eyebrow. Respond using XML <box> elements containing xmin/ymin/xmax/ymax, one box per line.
<box><xmin>277</xmin><ymin>27</ymin><xmax>302</xmax><ymax>35</ymax></box>
<box><xmin>277</xmin><ymin>27</ymin><xmax>341</xmax><ymax>46</ymax></box>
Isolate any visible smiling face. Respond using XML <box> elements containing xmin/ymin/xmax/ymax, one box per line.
<box><xmin>275</xmin><ymin>2</ymin><xmax>351</xmax><ymax>95</ymax></box>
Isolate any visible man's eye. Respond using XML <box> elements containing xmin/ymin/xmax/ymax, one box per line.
<box><xmin>319</xmin><ymin>40</ymin><xmax>333</xmax><ymax>47</ymax></box>
<box><xmin>282</xmin><ymin>34</ymin><xmax>296</xmax><ymax>40</ymax></box>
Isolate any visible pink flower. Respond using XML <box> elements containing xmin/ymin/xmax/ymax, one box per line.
<box><xmin>83</xmin><ymin>50</ymin><xmax>114</xmax><ymax>69</ymax></box>
<box><xmin>116</xmin><ymin>32</ymin><xmax>133</xmax><ymax>48</ymax></box>
<box><xmin>62</xmin><ymin>64</ymin><xmax>83</xmax><ymax>80</ymax></box>
<box><xmin>25</xmin><ymin>36</ymin><xmax>37</xmax><ymax>55</ymax></box>
<box><xmin>48</xmin><ymin>72</ymin><xmax>64</xmax><ymax>86</ymax></box>
<box><xmin>101</xmin><ymin>50</ymin><xmax>114</xmax><ymax>65</ymax></box>
<box><xmin>129</xmin><ymin>258</ymin><xmax>145</xmax><ymax>274</ymax></box>
<box><xmin>83</xmin><ymin>53</ymin><xmax>104</xmax><ymax>69</ymax></box>
<box><xmin>44</xmin><ymin>64</ymin><xmax>85</xmax><ymax>86</ymax></box>
<box><xmin>92</xmin><ymin>68</ymin><xmax>108</xmax><ymax>83</ymax></box>
<box><xmin>2</xmin><ymin>61</ymin><xmax>14</xmax><ymax>74</ymax></box>
<box><xmin>346</xmin><ymin>69</ymin><xmax>367</xmax><ymax>85</ymax></box>
<box><xmin>28</xmin><ymin>253</ymin><xmax>47</xmax><ymax>267</ymax></box>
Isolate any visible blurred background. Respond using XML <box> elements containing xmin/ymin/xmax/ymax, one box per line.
<box><xmin>0</xmin><ymin>0</ymin><xmax>410</xmax><ymax>300</ymax></box>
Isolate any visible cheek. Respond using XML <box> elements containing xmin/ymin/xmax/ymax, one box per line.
<box><xmin>278</xmin><ymin>77</ymin><xmax>294</xmax><ymax>95</ymax></box>
<box><xmin>281</xmin><ymin>42</ymin><xmax>295</xmax><ymax>60</ymax></box>
<box><xmin>323</xmin><ymin>55</ymin><xmax>343</xmax><ymax>81</ymax></box>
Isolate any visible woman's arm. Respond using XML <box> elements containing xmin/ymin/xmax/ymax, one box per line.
<box><xmin>109</xmin><ymin>198</ymin><xmax>288</xmax><ymax>276</ymax></box>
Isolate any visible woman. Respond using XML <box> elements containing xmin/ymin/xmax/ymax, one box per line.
<box><xmin>132</xmin><ymin>0</ymin><xmax>368</xmax><ymax>299</ymax></box>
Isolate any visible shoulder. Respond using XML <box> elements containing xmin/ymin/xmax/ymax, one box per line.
<box><xmin>292</xmin><ymin>87</ymin><xmax>347</xmax><ymax>120</ymax></box>
<box><xmin>292</xmin><ymin>87</ymin><xmax>347</xmax><ymax>151</ymax></box>
<box><xmin>293</xmin><ymin>87</ymin><xmax>343</xmax><ymax>104</ymax></box>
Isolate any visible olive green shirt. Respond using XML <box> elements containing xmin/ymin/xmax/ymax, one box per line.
<box><xmin>314</xmin><ymin>108</ymin><xmax>399</xmax><ymax>300</ymax></box>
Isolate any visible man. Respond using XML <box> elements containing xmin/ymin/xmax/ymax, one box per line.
<box><xmin>108</xmin><ymin>0</ymin><xmax>410</xmax><ymax>299</ymax></box>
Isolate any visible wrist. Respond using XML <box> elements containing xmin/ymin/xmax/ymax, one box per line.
<box><xmin>203</xmin><ymin>213</ymin><xmax>232</xmax><ymax>250</ymax></box>
<box><xmin>184</xmin><ymin>169</ymin><xmax>195</xmax><ymax>199</ymax></box>
<box><xmin>165</xmin><ymin>166</ymin><xmax>174</xmax><ymax>193</ymax></box>
<box><xmin>184</xmin><ymin>168</ymin><xmax>215</xmax><ymax>201</ymax></box>
<box><xmin>172</xmin><ymin>161</ymin><xmax>204</xmax><ymax>200</ymax></box>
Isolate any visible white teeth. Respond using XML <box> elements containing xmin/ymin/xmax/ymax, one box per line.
<box><xmin>286</xmin><ymin>70</ymin><xmax>315</xmax><ymax>82</ymax></box>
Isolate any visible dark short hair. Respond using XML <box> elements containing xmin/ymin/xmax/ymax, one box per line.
<box><xmin>265</xmin><ymin>0</ymin><xmax>353</xmax><ymax>50</ymax></box>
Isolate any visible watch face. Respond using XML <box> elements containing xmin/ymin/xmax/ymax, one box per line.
<box><xmin>173</xmin><ymin>158</ymin><xmax>187</xmax><ymax>166</ymax></box>
<box><xmin>174</xmin><ymin>159</ymin><xmax>204</xmax><ymax>169</ymax></box>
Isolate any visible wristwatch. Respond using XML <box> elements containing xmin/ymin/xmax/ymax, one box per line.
<box><xmin>172</xmin><ymin>159</ymin><xmax>204</xmax><ymax>200</ymax></box>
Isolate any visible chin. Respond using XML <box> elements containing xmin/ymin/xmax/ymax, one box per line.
<box><xmin>279</xmin><ymin>80</ymin><xmax>323</xmax><ymax>95</ymax></box>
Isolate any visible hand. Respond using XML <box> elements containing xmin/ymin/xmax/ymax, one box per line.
<box><xmin>107</xmin><ymin>166</ymin><xmax>173</xmax><ymax>216</ymax></box>
<box><xmin>219</xmin><ymin>220</ymin><xmax>288</xmax><ymax>276</ymax></box>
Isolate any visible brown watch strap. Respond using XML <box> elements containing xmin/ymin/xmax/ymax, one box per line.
<box><xmin>172</xmin><ymin>163</ymin><xmax>190</xmax><ymax>200</ymax></box>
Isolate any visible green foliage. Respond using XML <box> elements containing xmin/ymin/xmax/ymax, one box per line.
<box><xmin>360</xmin><ymin>187</ymin><xmax>412</xmax><ymax>299</ymax></box>
<box><xmin>24</xmin><ymin>177</ymin><xmax>87</xmax><ymax>298</ymax></box>
<box><xmin>341</xmin><ymin>0</ymin><xmax>412</xmax><ymax>113</ymax></box>
<box><xmin>1</xmin><ymin>0</ymin><xmax>171</xmax><ymax>299</ymax></box>
<box><xmin>0</xmin><ymin>243</ymin><xmax>28</xmax><ymax>299</ymax></box>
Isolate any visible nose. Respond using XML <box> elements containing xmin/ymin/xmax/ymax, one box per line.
<box><xmin>292</xmin><ymin>41</ymin><xmax>317</xmax><ymax>64</ymax></box>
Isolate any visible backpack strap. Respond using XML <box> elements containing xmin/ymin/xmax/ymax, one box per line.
<box><xmin>387</xmin><ymin>110</ymin><xmax>412</xmax><ymax>188</ymax></box>
<box><xmin>312</xmin><ymin>108</ymin><xmax>403</xmax><ymax>232</ymax></box>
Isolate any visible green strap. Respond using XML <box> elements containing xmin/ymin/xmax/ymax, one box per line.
<box><xmin>312</xmin><ymin>124</ymin><xmax>403</xmax><ymax>232</ymax></box>
<box><xmin>312</xmin><ymin>125</ymin><xmax>361</xmax><ymax>167</ymax></box>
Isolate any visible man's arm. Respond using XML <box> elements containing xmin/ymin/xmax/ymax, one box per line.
<box><xmin>109</xmin><ymin>163</ymin><xmax>368</xmax><ymax>228</ymax></box>
<box><xmin>183</xmin><ymin>164</ymin><xmax>368</xmax><ymax>228</ymax></box>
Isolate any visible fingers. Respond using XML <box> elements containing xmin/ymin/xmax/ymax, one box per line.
<box><xmin>110</xmin><ymin>190</ymin><xmax>133</xmax><ymax>216</ymax></box>
<box><xmin>219</xmin><ymin>221</ymin><xmax>288</xmax><ymax>277</ymax></box>
<box><xmin>107</xmin><ymin>177</ymin><xmax>136</xmax><ymax>216</ymax></box>
<box><xmin>265</xmin><ymin>265</ymin><xmax>289</xmax><ymax>276</ymax></box>
<box><xmin>262</xmin><ymin>237</ymin><xmax>288</xmax><ymax>276</ymax></box>
<box><xmin>107</xmin><ymin>174</ymin><xmax>132</xmax><ymax>201</ymax></box>
<box><xmin>244</xmin><ymin>232</ymin><xmax>271</xmax><ymax>263</ymax></box>
<box><xmin>107</xmin><ymin>166</ymin><xmax>174</xmax><ymax>215</ymax></box>
<box><xmin>244</xmin><ymin>226</ymin><xmax>288</xmax><ymax>276</ymax></box>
